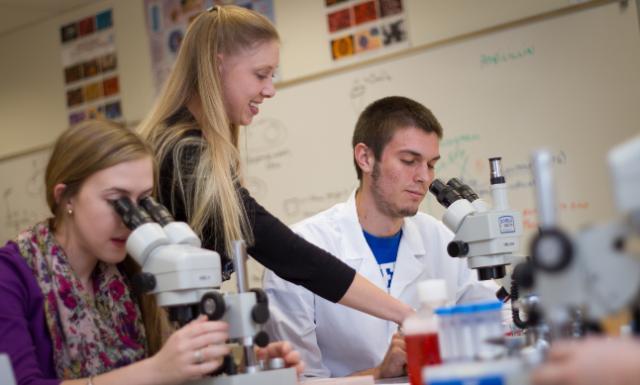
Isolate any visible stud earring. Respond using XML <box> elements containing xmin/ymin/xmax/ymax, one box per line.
<box><xmin>67</xmin><ymin>208</ymin><xmax>73</xmax><ymax>215</ymax></box>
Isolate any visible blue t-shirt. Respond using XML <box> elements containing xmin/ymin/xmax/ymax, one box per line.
<box><xmin>362</xmin><ymin>229</ymin><xmax>402</xmax><ymax>290</ymax></box>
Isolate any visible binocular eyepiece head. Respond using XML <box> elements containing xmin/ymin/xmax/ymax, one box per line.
<box><xmin>429</xmin><ymin>179</ymin><xmax>464</xmax><ymax>208</ymax></box>
<box><xmin>111</xmin><ymin>196</ymin><xmax>176</xmax><ymax>230</ymax></box>
<box><xmin>429</xmin><ymin>178</ymin><xmax>482</xmax><ymax>208</ymax></box>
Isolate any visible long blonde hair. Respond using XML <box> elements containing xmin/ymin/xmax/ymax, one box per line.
<box><xmin>46</xmin><ymin>119</ymin><xmax>170</xmax><ymax>355</ymax></box>
<box><xmin>138</xmin><ymin>5</ymin><xmax>279</xmax><ymax>256</ymax></box>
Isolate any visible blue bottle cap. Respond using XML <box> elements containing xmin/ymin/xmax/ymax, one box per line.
<box><xmin>435</xmin><ymin>307</ymin><xmax>452</xmax><ymax>316</ymax></box>
<box><xmin>451</xmin><ymin>303</ymin><xmax>476</xmax><ymax>314</ymax></box>
<box><xmin>473</xmin><ymin>300</ymin><xmax>503</xmax><ymax>312</ymax></box>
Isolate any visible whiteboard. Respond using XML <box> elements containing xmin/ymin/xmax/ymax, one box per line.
<box><xmin>243</xmin><ymin>0</ymin><xmax>640</xmax><ymax>247</ymax></box>
<box><xmin>1</xmin><ymin>1</ymin><xmax>639</xmax><ymax>256</ymax></box>
<box><xmin>0</xmin><ymin>148</ymin><xmax>51</xmax><ymax>243</ymax></box>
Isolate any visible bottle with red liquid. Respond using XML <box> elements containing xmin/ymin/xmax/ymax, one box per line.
<box><xmin>403</xmin><ymin>279</ymin><xmax>447</xmax><ymax>385</ymax></box>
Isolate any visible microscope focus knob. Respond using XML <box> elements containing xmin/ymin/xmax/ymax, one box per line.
<box><xmin>447</xmin><ymin>241</ymin><xmax>469</xmax><ymax>257</ymax></box>
<box><xmin>250</xmin><ymin>288</ymin><xmax>270</xmax><ymax>324</ymax></box>
<box><xmin>250</xmin><ymin>288</ymin><xmax>269</xmax><ymax>304</ymax></box>
<box><xmin>530</xmin><ymin>228</ymin><xmax>573</xmax><ymax>273</ymax></box>
<box><xmin>252</xmin><ymin>304</ymin><xmax>270</xmax><ymax>324</ymax></box>
<box><xmin>254</xmin><ymin>330</ymin><xmax>270</xmax><ymax>348</ymax></box>
<box><xmin>200</xmin><ymin>292</ymin><xmax>226</xmax><ymax>321</ymax></box>
<box><xmin>132</xmin><ymin>273</ymin><xmax>156</xmax><ymax>294</ymax></box>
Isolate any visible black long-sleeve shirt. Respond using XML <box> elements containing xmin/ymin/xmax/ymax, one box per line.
<box><xmin>157</xmin><ymin>130</ymin><xmax>355</xmax><ymax>303</ymax></box>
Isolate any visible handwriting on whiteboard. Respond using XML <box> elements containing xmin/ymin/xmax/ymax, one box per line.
<box><xmin>1</xmin><ymin>156</ymin><xmax>49</xmax><ymax>242</ymax></box>
<box><xmin>245</xmin><ymin>117</ymin><xmax>291</xmax><ymax>170</ymax></box>
<box><xmin>522</xmin><ymin>202</ymin><xmax>590</xmax><ymax>230</ymax></box>
<box><xmin>245</xmin><ymin>117</ymin><xmax>288</xmax><ymax>152</ymax></box>
<box><xmin>282</xmin><ymin>188</ymin><xmax>353</xmax><ymax>223</ymax></box>
<box><xmin>481</xmin><ymin>46</ymin><xmax>535</xmax><ymax>66</ymax></box>
<box><xmin>245</xmin><ymin>176</ymin><xmax>268</xmax><ymax>201</ymax></box>
<box><xmin>349</xmin><ymin>69</ymin><xmax>393</xmax><ymax>113</ymax></box>
<box><xmin>459</xmin><ymin>150</ymin><xmax>567</xmax><ymax>197</ymax></box>
<box><xmin>436</xmin><ymin>132</ymin><xmax>567</xmax><ymax>197</ymax></box>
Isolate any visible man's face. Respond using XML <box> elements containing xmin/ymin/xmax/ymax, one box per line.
<box><xmin>368</xmin><ymin>126</ymin><xmax>440</xmax><ymax>219</ymax></box>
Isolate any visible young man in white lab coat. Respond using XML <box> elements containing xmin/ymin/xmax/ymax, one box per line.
<box><xmin>263</xmin><ymin>96</ymin><xmax>499</xmax><ymax>379</ymax></box>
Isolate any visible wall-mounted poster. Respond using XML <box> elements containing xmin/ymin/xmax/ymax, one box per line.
<box><xmin>60</xmin><ymin>9</ymin><xmax>122</xmax><ymax>125</ymax></box>
<box><xmin>325</xmin><ymin>0</ymin><xmax>409</xmax><ymax>62</ymax></box>
<box><xmin>144</xmin><ymin>0</ymin><xmax>275</xmax><ymax>95</ymax></box>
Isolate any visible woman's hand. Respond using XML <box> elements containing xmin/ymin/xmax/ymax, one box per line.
<box><xmin>255</xmin><ymin>341</ymin><xmax>305</xmax><ymax>375</ymax></box>
<box><xmin>149</xmin><ymin>315</ymin><xmax>230</xmax><ymax>385</ymax></box>
<box><xmin>531</xmin><ymin>337</ymin><xmax>640</xmax><ymax>385</ymax></box>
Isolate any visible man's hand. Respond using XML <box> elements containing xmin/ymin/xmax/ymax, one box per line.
<box><xmin>376</xmin><ymin>332</ymin><xmax>407</xmax><ymax>379</ymax></box>
<box><xmin>349</xmin><ymin>332</ymin><xmax>407</xmax><ymax>379</ymax></box>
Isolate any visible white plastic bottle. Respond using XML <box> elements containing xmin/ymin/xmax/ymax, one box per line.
<box><xmin>402</xmin><ymin>279</ymin><xmax>448</xmax><ymax>385</ymax></box>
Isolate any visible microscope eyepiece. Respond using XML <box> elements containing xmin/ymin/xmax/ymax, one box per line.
<box><xmin>111</xmin><ymin>197</ymin><xmax>153</xmax><ymax>230</ymax></box>
<box><xmin>447</xmin><ymin>178</ymin><xmax>480</xmax><ymax>202</ymax></box>
<box><xmin>429</xmin><ymin>179</ymin><xmax>465</xmax><ymax>208</ymax></box>
<box><xmin>139</xmin><ymin>196</ymin><xmax>175</xmax><ymax>226</ymax></box>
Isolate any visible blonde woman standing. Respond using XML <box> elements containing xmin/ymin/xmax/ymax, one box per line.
<box><xmin>0</xmin><ymin>120</ymin><xmax>301</xmax><ymax>385</ymax></box>
<box><xmin>138</xmin><ymin>5</ymin><xmax>413</xmax><ymax>324</ymax></box>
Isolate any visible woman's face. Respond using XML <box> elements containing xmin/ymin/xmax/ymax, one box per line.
<box><xmin>62</xmin><ymin>156</ymin><xmax>154</xmax><ymax>265</ymax></box>
<box><xmin>219</xmin><ymin>39</ymin><xmax>279</xmax><ymax>126</ymax></box>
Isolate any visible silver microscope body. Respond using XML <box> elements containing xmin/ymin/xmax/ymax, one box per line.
<box><xmin>526</xmin><ymin>136</ymin><xmax>640</xmax><ymax>338</ymax></box>
<box><xmin>113</xmin><ymin>197</ymin><xmax>296</xmax><ymax>385</ymax></box>
<box><xmin>429</xmin><ymin>157</ymin><xmax>524</xmax><ymax>282</ymax></box>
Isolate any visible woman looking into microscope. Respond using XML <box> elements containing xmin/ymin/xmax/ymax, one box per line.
<box><xmin>0</xmin><ymin>120</ymin><xmax>302</xmax><ymax>385</ymax></box>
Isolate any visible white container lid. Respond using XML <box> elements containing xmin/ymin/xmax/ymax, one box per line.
<box><xmin>417</xmin><ymin>279</ymin><xmax>447</xmax><ymax>304</ymax></box>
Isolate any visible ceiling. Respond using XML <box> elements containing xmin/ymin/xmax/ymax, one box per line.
<box><xmin>0</xmin><ymin>0</ymin><xmax>102</xmax><ymax>37</ymax></box>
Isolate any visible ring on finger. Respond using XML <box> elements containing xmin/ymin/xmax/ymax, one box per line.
<box><xmin>194</xmin><ymin>348</ymin><xmax>204</xmax><ymax>364</ymax></box>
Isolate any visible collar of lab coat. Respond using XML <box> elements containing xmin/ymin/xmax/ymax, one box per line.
<box><xmin>338</xmin><ymin>189</ymin><xmax>427</xmax><ymax>298</ymax></box>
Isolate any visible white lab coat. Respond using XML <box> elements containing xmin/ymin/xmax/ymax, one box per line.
<box><xmin>263</xmin><ymin>190</ymin><xmax>499</xmax><ymax>378</ymax></box>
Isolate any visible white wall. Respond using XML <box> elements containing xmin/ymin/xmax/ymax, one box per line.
<box><xmin>0</xmin><ymin>0</ymin><xmax>579</xmax><ymax>159</ymax></box>
<box><xmin>0</xmin><ymin>0</ymin><xmax>154</xmax><ymax>158</ymax></box>
<box><xmin>408</xmin><ymin>0</ymin><xmax>575</xmax><ymax>44</ymax></box>
<box><xmin>276</xmin><ymin>0</ymin><xmax>576</xmax><ymax>81</ymax></box>
<box><xmin>249</xmin><ymin>0</ymin><xmax>640</xmax><ymax>233</ymax></box>
<box><xmin>0</xmin><ymin>0</ymin><xmax>631</xmax><ymax>289</ymax></box>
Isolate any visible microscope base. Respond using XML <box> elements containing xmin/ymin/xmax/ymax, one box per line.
<box><xmin>190</xmin><ymin>367</ymin><xmax>297</xmax><ymax>385</ymax></box>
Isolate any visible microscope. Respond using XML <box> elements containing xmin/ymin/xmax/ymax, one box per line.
<box><xmin>523</xmin><ymin>136</ymin><xmax>640</xmax><ymax>339</ymax></box>
<box><xmin>113</xmin><ymin>197</ymin><xmax>297</xmax><ymax>385</ymax></box>
<box><xmin>421</xmin><ymin>158</ymin><xmax>533</xmax><ymax>384</ymax></box>
<box><xmin>429</xmin><ymin>157</ymin><xmax>524</xmax><ymax>283</ymax></box>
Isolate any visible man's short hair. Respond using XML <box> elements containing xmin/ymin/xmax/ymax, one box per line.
<box><xmin>352</xmin><ymin>96</ymin><xmax>443</xmax><ymax>180</ymax></box>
